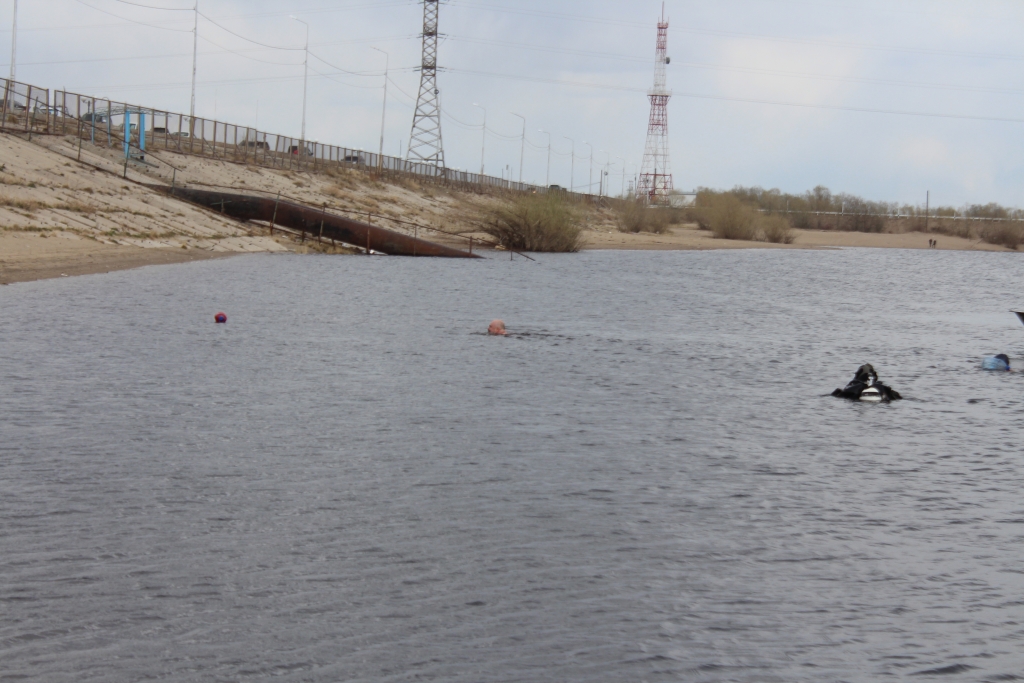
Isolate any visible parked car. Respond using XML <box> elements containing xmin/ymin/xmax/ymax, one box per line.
<box><xmin>33</xmin><ymin>104</ymin><xmax>67</xmax><ymax>117</ymax></box>
<box><xmin>81</xmin><ymin>112</ymin><xmax>108</xmax><ymax>124</ymax></box>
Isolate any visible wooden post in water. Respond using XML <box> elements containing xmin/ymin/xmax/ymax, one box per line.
<box><xmin>318</xmin><ymin>204</ymin><xmax>326</xmax><ymax>244</ymax></box>
<box><xmin>270</xmin><ymin>192</ymin><xmax>281</xmax><ymax>235</ymax></box>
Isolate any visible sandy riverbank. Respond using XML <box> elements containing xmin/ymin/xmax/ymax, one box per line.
<box><xmin>582</xmin><ymin>223</ymin><xmax>1010</xmax><ymax>252</ymax></box>
<box><xmin>0</xmin><ymin>231</ymin><xmax>236</xmax><ymax>284</ymax></box>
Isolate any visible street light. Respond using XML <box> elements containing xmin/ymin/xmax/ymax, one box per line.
<box><xmin>563</xmin><ymin>136</ymin><xmax>575</xmax><ymax>192</ymax></box>
<box><xmin>372</xmin><ymin>47</ymin><xmax>389</xmax><ymax>173</ymax></box>
<box><xmin>599</xmin><ymin>150</ymin><xmax>611</xmax><ymax>197</ymax></box>
<box><xmin>583</xmin><ymin>140</ymin><xmax>593</xmax><ymax>195</ymax></box>
<box><xmin>9</xmin><ymin>0</ymin><xmax>18</xmax><ymax>86</ymax></box>
<box><xmin>510</xmin><ymin>112</ymin><xmax>525</xmax><ymax>184</ymax></box>
<box><xmin>289</xmin><ymin>15</ymin><xmax>310</xmax><ymax>145</ymax></box>
<box><xmin>190</xmin><ymin>0</ymin><xmax>198</xmax><ymax>126</ymax></box>
<box><xmin>473</xmin><ymin>103</ymin><xmax>486</xmax><ymax>177</ymax></box>
<box><xmin>539</xmin><ymin>129</ymin><xmax>551</xmax><ymax>187</ymax></box>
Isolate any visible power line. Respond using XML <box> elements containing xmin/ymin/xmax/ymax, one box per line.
<box><xmin>448</xmin><ymin>67</ymin><xmax>1024</xmax><ymax>124</ymax></box>
<box><xmin>111</xmin><ymin>0</ymin><xmax>192</xmax><ymax>10</ymax></box>
<box><xmin>449</xmin><ymin>0</ymin><xmax>1024</xmax><ymax>64</ymax></box>
<box><xmin>197</xmin><ymin>11</ymin><xmax>304</xmax><ymax>51</ymax></box>
<box><xmin>449</xmin><ymin>35</ymin><xmax>1024</xmax><ymax>98</ymax></box>
<box><xmin>70</xmin><ymin>0</ymin><xmax>192</xmax><ymax>32</ymax></box>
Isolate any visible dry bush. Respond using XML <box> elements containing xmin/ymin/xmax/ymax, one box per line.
<box><xmin>480</xmin><ymin>193</ymin><xmax>584</xmax><ymax>252</ymax></box>
<box><xmin>758</xmin><ymin>214</ymin><xmax>795</xmax><ymax>244</ymax></box>
<box><xmin>617</xmin><ymin>201</ymin><xmax>670</xmax><ymax>233</ymax></box>
<box><xmin>706</xmin><ymin>194</ymin><xmax>759</xmax><ymax>241</ymax></box>
<box><xmin>0</xmin><ymin>194</ymin><xmax>47</xmax><ymax>211</ymax></box>
<box><xmin>980</xmin><ymin>223</ymin><xmax>1022</xmax><ymax>250</ymax></box>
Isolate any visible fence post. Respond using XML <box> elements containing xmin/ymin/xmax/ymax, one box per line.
<box><xmin>1</xmin><ymin>79</ymin><xmax>9</xmax><ymax>133</ymax></box>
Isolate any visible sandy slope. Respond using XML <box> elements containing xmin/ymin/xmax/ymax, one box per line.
<box><xmin>1</xmin><ymin>131</ymin><xmax>1017</xmax><ymax>285</ymax></box>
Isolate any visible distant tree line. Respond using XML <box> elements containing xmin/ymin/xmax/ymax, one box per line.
<box><xmin>690</xmin><ymin>186</ymin><xmax>1024</xmax><ymax>248</ymax></box>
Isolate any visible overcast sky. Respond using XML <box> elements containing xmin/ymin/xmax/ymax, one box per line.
<box><xmin>4</xmin><ymin>0</ymin><xmax>1024</xmax><ymax>206</ymax></box>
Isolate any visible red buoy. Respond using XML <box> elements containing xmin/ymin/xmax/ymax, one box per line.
<box><xmin>215</xmin><ymin>312</ymin><xmax>227</xmax><ymax>323</ymax></box>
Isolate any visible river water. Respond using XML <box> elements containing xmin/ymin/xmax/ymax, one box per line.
<box><xmin>3</xmin><ymin>248</ymin><xmax>1024</xmax><ymax>682</ymax></box>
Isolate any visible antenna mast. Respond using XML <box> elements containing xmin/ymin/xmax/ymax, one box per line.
<box><xmin>407</xmin><ymin>0</ymin><xmax>445</xmax><ymax>168</ymax></box>
<box><xmin>637</xmin><ymin>3</ymin><xmax>673</xmax><ymax>204</ymax></box>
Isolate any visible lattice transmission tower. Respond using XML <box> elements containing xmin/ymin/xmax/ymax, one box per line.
<box><xmin>636</xmin><ymin>4</ymin><xmax>673</xmax><ymax>204</ymax></box>
<box><xmin>407</xmin><ymin>0</ymin><xmax>445</xmax><ymax>168</ymax></box>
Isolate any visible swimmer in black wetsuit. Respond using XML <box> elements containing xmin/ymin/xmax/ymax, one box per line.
<box><xmin>832</xmin><ymin>364</ymin><xmax>903</xmax><ymax>402</ymax></box>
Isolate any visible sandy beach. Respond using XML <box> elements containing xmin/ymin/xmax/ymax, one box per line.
<box><xmin>0</xmin><ymin>231</ymin><xmax>234</xmax><ymax>285</ymax></box>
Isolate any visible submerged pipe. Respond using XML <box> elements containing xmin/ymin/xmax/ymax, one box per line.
<box><xmin>152</xmin><ymin>185</ymin><xmax>480</xmax><ymax>258</ymax></box>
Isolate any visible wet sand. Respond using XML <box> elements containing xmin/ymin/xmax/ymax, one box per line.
<box><xmin>0</xmin><ymin>231</ymin><xmax>233</xmax><ymax>285</ymax></box>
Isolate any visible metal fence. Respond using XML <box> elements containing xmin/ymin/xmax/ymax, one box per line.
<box><xmin>0</xmin><ymin>76</ymin><xmax>598</xmax><ymax>201</ymax></box>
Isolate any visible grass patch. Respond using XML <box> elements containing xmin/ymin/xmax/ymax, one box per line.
<box><xmin>480</xmin><ymin>193</ymin><xmax>584</xmax><ymax>252</ymax></box>
<box><xmin>0</xmin><ymin>195</ymin><xmax>47</xmax><ymax>211</ymax></box>
<box><xmin>617</xmin><ymin>201</ymin><xmax>670</xmax><ymax>233</ymax></box>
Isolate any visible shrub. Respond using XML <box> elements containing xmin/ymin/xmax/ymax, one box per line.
<box><xmin>706</xmin><ymin>194</ymin><xmax>759</xmax><ymax>241</ymax></box>
<box><xmin>617</xmin><ymin>201</ymin><xmax>670</xmax><ymax>233</ymax></box>
<box><xmin>480</xmin><ymin>193</ymin><xmax>584</xmax><ymax>252</ymax></box>
<box><xmin>980</xmin><ymin>223</ymin><xmax>1022</xmax><ymax>250</ymax></box>
<box><xmin>758</xmin><ymin>215</ymin><xmax>795</xmax><ymax>244</ymax></box>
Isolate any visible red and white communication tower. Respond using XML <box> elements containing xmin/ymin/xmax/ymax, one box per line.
<box><xmin>637</xmin><ymin>4</ymin><xmax>673</xmax><ymax>204</ymax></box>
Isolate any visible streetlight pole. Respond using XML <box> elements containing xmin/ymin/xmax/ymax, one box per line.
<box><xmin>372</xmin><ymin>47</ymin><xmax>389</xmax><ymax>173</ymax></box>
<box><xmin>189</xmin><ymin>0</ymin><xmax>198</xmax><ymax>126</ymax></box>
<box><xmin>539</xmin><ymin>129</ymin><xmax>551</xmax><ymax>187</ymax></box>
<box><xmin>511</xmin><ymin>112</ymin><xmax>525</xmax><ymax>185</ymax></box>
<box><xmin>599</xmin><ymin>150</ymin><xmax>610</xmax><ymax>196</ymax></box>
<box><xmin>473</xmin><ymin>103</ymin><xmax>486</xmax><ymax>177</ymax></box>
<box><xmin>615</xmin><ymin>156</ymin><xmax>624</xmax><ymax>198</ymax></box>
<box><xmin>9</xmin><ymin>0</ymin><xmax>17</xmax><ymax>85</ymax></box>
<box><xmin>583</xmin><ymin>141</ymin><xmax>593</xmax><ymax>195</ymax></box>
<box><xmin>563</xmin><ymin>136</ymin><xmax>575</xmax><ymax>192</ymax></box>
<box><xmin>290</xmin><ymin>15</ymin><xmax>310</xmax><ymax>146</ymax></box>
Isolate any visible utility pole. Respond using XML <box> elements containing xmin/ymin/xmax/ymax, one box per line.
<box><xmin>372</xmin><ymin>47</ymin><xmax>389</xmax><ymax>173</ymax></box>
<box><xmin>473</xmin><ymin>103</ymin><xmax>486</xmax><ymax>177</ymax></box>
<box><xmin>190</xmin><ymin>0</ymin><xmax>198</xmax><ymax>126</ymax></box>
<box><xmin>583</xmin><ymin>141</ymin><xmax>594</xmax><ymax>195</ymax></box>
<box><xmin>616</xmin><ymin>157</ymin><xmax>625</xmax><ymax>197</ymax></box>
<box><xmin>539</xmin><ymin>129</ymin><xmax>551</xmax><ymax>187</ymax></box>
<box><xmin>564</xmin><ymin>136</ymin><xmax>575</xmax><ymax>192</ymax></box>
<box><xmin>290</xmin><ymin>16</ymin><xmax>310</xmax><ymax>147</ymax></box>
<box><xmin>925</xmin><ymin>190</ymin><xmax>930</xmax><ymax>233</ymax></box>
<box><xmin>9</xmin><ymin>0</ymin><xmax>17</xmax><ymax>85</ymax></box>
<box><xmin>511</xmin><ymin>112</ymin><xmax>525</xmax><ymax>184</ymax></box>
<box><xmin>599</xmin><ymin>150</ymin><xmax>609</xmax><ymax>196</ymax></box>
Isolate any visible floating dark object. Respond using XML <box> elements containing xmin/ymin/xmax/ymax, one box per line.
<box><xmin>153</xmin><ymin>186</ymin><xmax>480</xmax><ymax>259</ymax></box>
<box><xmin>832</xmin><ymin>364</ymin><xmax>902</xmax><ymax>403</ymax></box>
<box><xmin>215</xmin><ymin>312</ymin><xmax>227</xmax><ymax>324</ymax></box>
<box><xmin>1013</xmin><ymin>311</ymin><xmax>1024</xmax><ymax>327</ymax></box>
